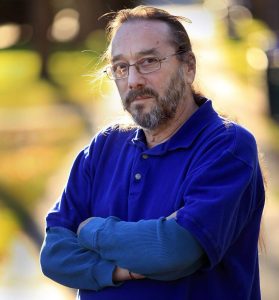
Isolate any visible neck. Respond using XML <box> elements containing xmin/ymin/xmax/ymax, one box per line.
<box><xmin>144</xmin><ymin>96</ymin><xmax>198</xmax><ymax>148</ymax></box>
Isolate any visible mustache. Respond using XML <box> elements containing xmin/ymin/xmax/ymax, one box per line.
<box><xmin>124</xmin><ymin>88</ymin><xmax>159</xmax><ymax>108</ymax></box>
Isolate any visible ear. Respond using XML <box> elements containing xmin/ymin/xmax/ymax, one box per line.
<box><xmin>184</xmin><ymin>51</ymin><xmax>196</xmax><ymax>84</ymax></box>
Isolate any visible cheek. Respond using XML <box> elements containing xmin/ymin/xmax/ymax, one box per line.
<box><xmin>148</xmin><ymin>77</ymin><xmax>165</xmax><ymax>95</ymax></box>
<box><xmin>115</xmin><ymin>81</ymin><xmax>127</xmax><ymax>98</ymax></box>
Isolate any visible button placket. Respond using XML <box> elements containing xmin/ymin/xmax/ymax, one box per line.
<box><xmin>128</xmin><ymin>151</ymin><xmax>151</xmax><ymax>217</ymax></box>
<box><xmin>134</xmin><ymin>153</ymin><xmax>150</xmax><ymax>181</ymax></box>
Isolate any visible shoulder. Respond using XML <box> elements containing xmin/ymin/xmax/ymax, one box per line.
<box><xmin>94</xmin><ymin>123</ymin><xmax>137</xmax><ymax>144</ymax></box>
<box><xmin>222</xmin><ymin>121</ymin><xmax>258</xmax><ymax>168</ymax></box>
<box><xmin>84</xmin><ymin>122</ymin><xmax>138</xmax><ymax>157</ymax></box>
<box><xmin>98</xmin><ymin>123</ymin><xmax>138</xmax><ymax>138</ymax></box>
<box><xmin>213</xmin><ymin>118</ymin><xmax>258</xmax><ymax>167</ymax></box>
<box><xmin>196</xmin><ymin>115</ymin><xmax>258</xmax><ymax>170</ymax></box>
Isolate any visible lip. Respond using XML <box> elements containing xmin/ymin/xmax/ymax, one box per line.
<box><xmin>134</xmin><ymin>96</ymin><xmax>153</xmax><ymax>101</ymax></box>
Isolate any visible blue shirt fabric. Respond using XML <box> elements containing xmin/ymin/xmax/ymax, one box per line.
<box><xmin>45</xmin><ymin>100</ymin><xmax>265</xmax><ymax>300</ymax></box>
<box><xmin>77</xmin><ymin>216</ymin><xmax>205</xmax><ymax>280</ymax></box>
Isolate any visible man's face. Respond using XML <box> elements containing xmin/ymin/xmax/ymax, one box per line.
<box><xmin>110</xmin><ymin>20</ymin><xmax>194</xmax><ymax>129</ymax></box>
<box><xmin>123</xmin><ymin>66</ymin><xmax>186</xmax><ymax>129</ymax></box>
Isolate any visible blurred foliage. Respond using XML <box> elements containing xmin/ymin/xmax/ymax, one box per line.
<box><xmin>0</xmin><ymin>51</ymin><xmax>40</xmax><ymax>86</ymax></box>
<box><xmin>0</xmin><ymin>50</ymin><xmax>56</xmax><ymax>107</ymax></box>
<box><xmin>0</xmin><ymin>206</ymin><xmax>19</xmax><ymax>259</ymax></box>
<box><xmin>0</xmin><ymin>126</ymin><xmax>84</xmax><ymax>205</ymax></box>
<box><xmin>85</xmin><ymin>29</ymin><xmax>107</xmax><ymax>57</ymax></box>
<box><xmin>0</xmin><ymin>29</ymin><xmax>111</xmax><ymax>258</ymax></box>
<box><xmin>216</xmin><ymin>18</ymin><xmax>276</xmax><ymax>80</ymax></box>
<box><xmin>48</xmin><ymin>50</ymin><xmax>110</xmax><ymax>102</ymax></box>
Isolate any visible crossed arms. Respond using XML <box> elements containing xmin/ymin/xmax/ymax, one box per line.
<box><xmin>40</xmin><ymin>214</ymin><xmax>205</xmax><ymax>291</ymax></box>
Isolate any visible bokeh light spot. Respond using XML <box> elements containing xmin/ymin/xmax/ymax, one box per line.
<box><xmin>0</xmin><ymin>23</ymin><xmax>21</xmax><ymax>49</ymax></box>
<box><xmin>51</xmin><ymin>8</ymin><xmax>80</xmax><ymax>42</ymax></box>
<box><xmin>246</xmin><ymin>47</ymin><xmax>268</xmax><ymax>71</ymax></box>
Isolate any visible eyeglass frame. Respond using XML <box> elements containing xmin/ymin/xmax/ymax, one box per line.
<box><xmin>104</xmin><ymin>50</ymin><xmax>187</xmax><ymax>80</ymax></box>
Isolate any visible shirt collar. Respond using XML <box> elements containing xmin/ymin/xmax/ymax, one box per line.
<box><xmin>130</xmin><ymin>99</ymin><xmax>219</xmax><ymax>154</ymax></box>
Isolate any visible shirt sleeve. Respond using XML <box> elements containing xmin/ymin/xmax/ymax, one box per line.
<box><xmin>46</xmin><ymin>144</ymin><xmax>94</xmax><ymax>232</ymax></box>
<box><xmin>40</xmin><ymin>226</ymin><xmax>120</xmax><ymax>290</ymax></box>
<box><xmin>176</xmin><ymin>130</ymin><xmax>265</xmax><ymax>269</ymax></box>
<box><xmin>77</xmin><ymin>217</ymin><xmax>205</xmax><ymax>280</ymax></box>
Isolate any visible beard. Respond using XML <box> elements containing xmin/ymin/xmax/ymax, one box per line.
<box><xmin>122</xmin><ymin>67</ymin><xmax>186</xmax><ymax>130</ymax></box>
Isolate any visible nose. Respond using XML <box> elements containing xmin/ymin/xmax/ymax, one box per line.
<box><xmin>127</xmin><ymin>65</ymin><xmax>146</xmax><ymax>90</ymax></box>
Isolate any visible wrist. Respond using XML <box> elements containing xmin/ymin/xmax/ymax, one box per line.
<box><xmin>113</xmin><ymin>266</ymin><xmax>130</xmax><ymax>282</ymax></box>
<box><xmin>112</xmin><ymin>267</ymin><xmax>145</xmax><ymax>282</ymax></box>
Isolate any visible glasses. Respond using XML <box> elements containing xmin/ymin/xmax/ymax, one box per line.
<box><xmin>104</xmin><ymin>51</ymin><xmax>185</xmax><ymax>80</ymax></box>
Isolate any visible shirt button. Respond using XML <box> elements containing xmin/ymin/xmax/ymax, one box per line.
<box><xmin>135</xmin><ymin>173</ymin><xmax>142</xmax><ymax>180</ymax></box>
<box><xmin>142</xmin><ymin>154</ymin><xmax>149</xmax><ymax>159</ymax></box>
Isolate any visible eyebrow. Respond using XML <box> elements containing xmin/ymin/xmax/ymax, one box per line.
<box><xmin>111</xmin><ymin>47</ymin><xmax>161</xmax><ymax>63</ymax></box>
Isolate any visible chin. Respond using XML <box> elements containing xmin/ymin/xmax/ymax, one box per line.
<box><xmin>133</xmin><ymin>101</ymin><xmax>155</xmax><ymax>113</ymax></box>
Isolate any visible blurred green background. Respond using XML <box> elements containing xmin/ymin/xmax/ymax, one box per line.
<box><xmin>0</xmin><ymin>0</ymin><xmax>279</xmax><ymax>299</ymax></box>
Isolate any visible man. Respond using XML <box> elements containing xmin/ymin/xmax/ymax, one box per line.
<box><xmin>40</xmin><ymin>5</ymin><xmax>265</xmax><ymax>300</ymax></box>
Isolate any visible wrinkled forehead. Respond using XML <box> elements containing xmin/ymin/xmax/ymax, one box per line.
<box><xmin>109</xmin><ymin>20</ymin><xmax>174</xmax><ymax>62</ymax></box>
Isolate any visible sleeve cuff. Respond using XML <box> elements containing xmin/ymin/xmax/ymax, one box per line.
<box><xmin>78</xmin><ymin>216</ymin><xmax>120</xmax><ymax>251</ymax></box>
<box><xmin>78</xmin><ymin>217</ymin><xmax>106</xmax><ymax>250</ymax></box>
<box><xmin>92</xmin><ymin>260</ymin><xmax>122</xmax><ymax>290</ymax></box>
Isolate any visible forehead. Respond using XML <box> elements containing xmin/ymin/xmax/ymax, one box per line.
<box><xmin>110</xmin><ymin>20</ymin><xmax>174</xmax><ymax>61</ymax></box>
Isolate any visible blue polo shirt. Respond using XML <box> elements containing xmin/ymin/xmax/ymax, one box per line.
<box><xmin>45</xmin><ymin>100</ymin><xmax>265</xmax><ymax>300</ymax></box>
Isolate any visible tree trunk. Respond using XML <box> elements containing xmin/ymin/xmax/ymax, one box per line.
<box><xmin>30</xmin><ymin>0</ymin><xmax>52</xmax><ymax>79</ymax></box>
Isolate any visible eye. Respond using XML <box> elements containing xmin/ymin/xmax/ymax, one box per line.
<box><xmin>139</xmin><ymin>57</ymin><xmax>158</xmax><ymax>67</ymax></box>
<box><xmin>112</xmin><ymin>62</ymin><xmax>128</xmax><ymax>74</ymax></box>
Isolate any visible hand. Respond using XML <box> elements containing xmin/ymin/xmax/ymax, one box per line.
<box><xmin>113</xmin><ymin>266</ymin><xmax>145</xmax><ymax>282</ymax></box>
